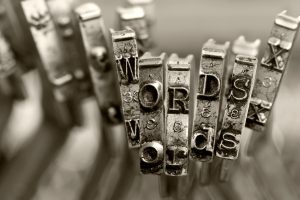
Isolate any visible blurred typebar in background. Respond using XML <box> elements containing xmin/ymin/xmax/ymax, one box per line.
<box><xmin>0</xmin><ymin>0</ymin><xmax>297</xmax><ymax>200</ymax></box>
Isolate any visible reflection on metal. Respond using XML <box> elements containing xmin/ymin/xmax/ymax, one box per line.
<box><xmin>219</xmin><ymin>36</ymin><xmax>261</xmax><ymax>182</ymax></box>
<box><xmin>139</xmin><ymin>52</ymin><xmax>166</xmax><ymax>174</ymax></box>
<box><xmin>46</xmin><ymin>0</ymin><xmax>92</xmax><ymax>99</ymax></box>
<box><xmin>164</xmin><ymin>54</ymin><xmax>193</xmax><ymax>176</ymax></box>
<box><xmin>126</xmin><ymin>0</ymin><xmax>155</xmax><ymax>26</ymax></box>
<box><xmin>232</xmin><ymin>36</ymin><xmax>261</xmax><ymax>57</ymax></box>
<box><xmin>191</xmin><ymin>39</ymin><xmax>229</xmax><ymax>162</ymax></box>
<box><xmin>111</xmin><ymin>28</ymin><xmax>141</xmax><ymax>148</ymax></box>
<box><xmin>117</xmin><ymin>6</ymin><xmax>151</xmax><ymax>54</ymax></box>
<box><xmin>246</xmin><ymin>11</ymin><xmax>300</xmax><ymax>131</ymax></box>
<box><xmin>216</xmin><ymin>55</ymin><xmax>257</xmax><ymax>160</ymax></box>
<box><xmin>76</xmin><ymin>3</ymin><xmax>122</xmax><ymax>125</ymax></box>
<box><xmin>22</xmin><ymin>0</ymin><xmax>83</xmax><ymax>127</ymax></box>
<box><xmin>22</xmin><ymin>0</ymin><xmax>74</xmax><ymax>101</ymax></box>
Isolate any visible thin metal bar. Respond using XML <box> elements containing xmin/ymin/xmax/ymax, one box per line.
<box><xmin>75</xmin><ymin>4</ymin><xmax>139</xmax><ymax>200</ymax></box>
<box><xmin>111</xmin><ymin>28</ymin><xmax>141</xmax><ymax>148</ymax></box>
<box><xmin>139</xmin><ymin>52</ymin><xmax>166</xmax><ymax>174</ymax></box>
<box><xmin>246</xmin><ymin>11</ymin><xmax>300</xmax><ymax>131</ymax></box>
<box><xmin>164</xmin><ymin>54</ymin><xmax>193</xmax><ymax>176</ymax></box>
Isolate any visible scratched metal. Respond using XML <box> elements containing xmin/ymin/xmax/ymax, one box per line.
<box><xmin>246</xmin><ymin>11</ymin><xmax>300</xmax><ymax>132</ymax></box>
<box><xmin>0</xmin><ymin>31</ymin><xmax>26</xmax><ymax>100</ymax></box>
<box><xmin>224</xmin><ymin>36</ymin><xmax>261</xmax><ymax>106</ymax></box>
<box><xmin>216</xmin><ymin>55</ymin><xmax>257</xmax><ymax>160</ymax></box>
<box><xmin>164</xmin><ymin>54</ymin><xmax>193</xmax><ymax>176</ymax></box>
<box><xmin>46</xmin><ymin>0</ymin><xmax>92</xmax><ymax>99</ymax></box>
<box><xmin>111</xmin><ymin>28</ymin><xmax>141</xmax><ymax>148</ymax></box>
<box><xmin>232</xmin><ymin>36</ymin><xmax>261</xmax><ymax>58</ymax></box>
<box><xmin>117</xmin><ymin>6</ymin><xmax>151</xmax><ymax>54</ymax></box>
<box><xmin>139</xmin><ymin>52</ymin><xmax>166</xmax><ymax>174</ymax></box>
<box><xmin>218</xmin><ymin>36</ymin><xmax>261</xmax><ymax>182</ymax></box>
<box><xmin>21</xmin><ymin>0</ymin><xmax>74</xmax><ymax>101</ymax></box>
<box><xmin>76</xmin><ymin>3</ymin><xmax>122</xmax><ymax>125</ymax></box>
<box><xmin>190</xmin><ymin>39</ymin><xmax>229</xmax><ymax>162</ymax></box>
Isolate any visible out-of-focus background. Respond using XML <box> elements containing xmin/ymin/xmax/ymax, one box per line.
<box><xmin>0</xmin><ymin>0</ymin><xmax>299</xmax><ymax>200</ymax></box>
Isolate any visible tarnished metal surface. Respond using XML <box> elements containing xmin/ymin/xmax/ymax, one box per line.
<box><xmin>164</xmin><ymin>54</ymin><xmax>193</xmax><ymax>176</ymax></box>
<box><xmin>216</xmin><ymin>55</ymin><xmax>257</xmax><ymax>159</ymax></box>
<box><xmin>246</xmin><ymin>11</ymin><xmax>300</xmax><ymax>131</ymax></box>
<box><xmin>76</xmin><ymin>3</ymin><xmax>122</xmax><ymax>125</ymax></box>
<box><xmin>117</xmin><ymin>6</ymin><xmax>151</xmax><ymax>54</ymax></box>
<box><xmin>111</xmin><ymin>28</ymin><xmax>141</xmax><ymax>148</ymax></box>
<box><xmin>218</xmin><ymin>36</ymin><xmax>261</xmax><ymax>183</ymax></box>
<box><xmin>21</xmin><ymin>0</ymin><xmax>74</xmax><ymax>102</ymax></box>
<box><xmin>139</xmin><ymin>52</ymin><xmax>166</xmax><ymax>174</ymax></box>
<box><xmin>190</xmin><ymin>39</ymin><xmax>229</xmax><ymax>162</ymax></box>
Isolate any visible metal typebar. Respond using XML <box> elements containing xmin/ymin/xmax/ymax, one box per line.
<box><xmin>191</xmin><ymin>39</ymin><xmax>229</xmax><ymax>162</ymax></box>
<box><xmin>216</xmin><ymin>55</ymin><xmax>257</xmax><ymax>160</ymax></box>
<box><xmin>218</xmin><ymin>36</ymin><xmax>261</xmax><ymax>182</ymax></box>
<box><xmin>139</xmin><ymin>52</ymin><xmax>166</xmax><ymax>174</ymax></box>
<box><xmin>164</xmin><ymin>54</ymin><xmax>193</xmax><ymax>176</ymax></box>
<box><xmin>111</xmin><ymin>28</ymin><xmax>141</xmax><ymax>148</ymax></box>
<box><xmin>246</xmin><ymin>11</ymin><xmax>300</xmax><ymax>131</ymax></box>
<box><xmin>75</xmin><ymin>3</ymin><xmax>137</xmax><ymax>200</ymax></box>
<box><xmin>117</xmin><ymin>6</ymin><xmax>151</xmax><ymax>54</ymax></box>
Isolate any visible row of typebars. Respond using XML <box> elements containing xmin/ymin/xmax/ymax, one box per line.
<box><xmin>0</xmin><ymin>0</ymin><xmax>299</xmax><ymax>199</ymax></box>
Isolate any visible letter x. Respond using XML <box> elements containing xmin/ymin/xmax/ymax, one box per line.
<box><xmin>247</xmin><ymin>103</ymin><xmax>269</xmax><ymax>125</ymax></box>
<box><xmin>263</xmin><ymin>43</ymin><xmax>286</xmax><ymax>70</ymax></box>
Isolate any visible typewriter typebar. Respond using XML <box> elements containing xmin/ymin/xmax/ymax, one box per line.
<box><xmin>126</xmin><ymin>0</ymin><xmax>155</xmax><ymax>26</ymax></box>
<box><xmin>232</xmin><ymin>36</ymin><xmax>261</xmax><ymax>152</ymax></box>
<box><xmin>76</xmin><ymin>3</ymin><xmax>122</xmax><ymax>124</ymax></box>
<box><xmin>232</xmin><ymin>36</ymin><xmax>261</xmax><ymax>57</ymax></box>
<box><xmin>22</xmin><ymin>0</ymin><xmax>74</xmax><ymax>102</ymax></box>
<box><xmin>1</xmin><ymin>0</ymin><xmax>37</xmax><ymax>71</ymax></box>
<box><xmin>217</xmin><ymin>36</ymin><xmax>261</xmax><ymax>182</ymax></box>
<box><xmin>246</xmin><ymin>11</ymin><xmax>300</xmax><ymax>131</ymax></box>
<box><xmin>164</xmin><ymin>54</ymin><xmax>193</xmax><ymax>176</ymax></box>
<box><xmin>111</xmin><ymin>28</ymin><xmax>141</xmax><ymax>148</ymax></box>
<box><xmin>216</xmin><ymin>55</ymin><xmax>257</xmax><ymax>160</ymax></box>
<box><xmin>139</xmin><ymin>52</ymin><xmax>166</xmax><ymax>174</ymax></box>
<box><xmin>46</xmin><ymin>0</ymin><xmax>92</xmax><ymax>99</ymax></box>
<box><xmin>0</xmin><ymin>31</ymin><xmax>26</xmax><ymax>100</ymax></box>
<box><xmin>190</xmin><ymin>39</ymin><xmax>229</xmax><ymax>162</ymax></box>
<box><xmin>117</xmin><ymin>6</ymin><xmax>150</xmax><ymax>54</ymax></box>
<box><xmin>226</xmin><ymin>36</ymin><xmax>261</xmax><ymax>85</ymax></box>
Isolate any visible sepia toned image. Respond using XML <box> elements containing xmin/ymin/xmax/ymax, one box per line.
<box><xmin>0</xmin><ymin>0</ymin><xmax>299</xmax><ymax>200</ymax></box>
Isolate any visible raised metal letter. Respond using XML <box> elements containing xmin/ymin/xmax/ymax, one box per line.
<box><xmin>111</xmin><ymin>28</ymin><xmax>141</xmax><ymax>148</ymax></box>
<box><xmin>191</xmin><ymin>39</ymin><xmax>229</xmax><ymax>162</ymax></box>
<box><xmin>139</xmin><ymin>52</ymin><xmax>166</xmax><ymax>174</ymax></box>
<box><xmin>246</xmin><ymin>11</ymin><xmax>300</xmax><ymax>131</ymax></box>
<box><xmin>216</xmin><ymin>55</ymin><xmax>257</xmax><ymax>159</ymax></box>
<box><xmin>164</xmin><ymin>54</ymin><xmax>193</xmax><ymax>176</ymax></box>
